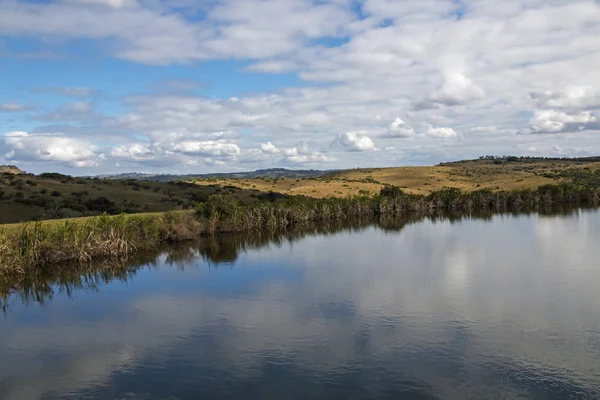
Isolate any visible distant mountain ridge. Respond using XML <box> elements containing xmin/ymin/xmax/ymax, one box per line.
<box><xmin>92</xmin><ymin>168</ymin><xmax>329</xmax><ymax>182</ymax></box>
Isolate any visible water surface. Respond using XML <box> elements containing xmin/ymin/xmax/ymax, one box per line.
<box><xmin>1</xmin><ymin>211</ymin><xmax>600</xmax><ymax>399</ymax></box>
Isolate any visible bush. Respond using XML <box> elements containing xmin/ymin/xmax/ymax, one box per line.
<box><xmin>40</xmin><ymin>172</ymin><xmax>72</xmax><ymax>180</ymax></box>
<box><xmin>380</xmin><ymin>186</ymin><xmax>404</xmax><ymax>198</ymax></box>
<box><xmin>50</xmin><ymin>191</ymin><xmax>62</xmax><ymax>197</ymax></box>
<box><xmin>197</xmin><ymin>194</ymin><xmax>239</xmax><ymax>220</ymax></box>
<box><xmin>84</xmin><ymin>196</ymin><xmax>121</xmax><ymax>214</ymax></box>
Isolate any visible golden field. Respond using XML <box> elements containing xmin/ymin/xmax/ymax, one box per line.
<box><xmin>193</xmin><ymin>159</ymin><xmax>600</xmax><ymax>198</ymax></box>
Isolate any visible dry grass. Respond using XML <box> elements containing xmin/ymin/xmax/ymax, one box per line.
<box><xmin>194</xmin><ymin>177</ymin><xmax>384</xmax><ymax>198</ymax></box>
<box><xmin>193</xmin><ymin>160</ymin><xmax>600</xmax><ymax>197</ymax></box>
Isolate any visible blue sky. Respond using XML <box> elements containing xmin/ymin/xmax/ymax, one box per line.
<box><xmin>1</xmin><ymin>0</ymin><xmax>599</xmax><ymax>175</ymax></box>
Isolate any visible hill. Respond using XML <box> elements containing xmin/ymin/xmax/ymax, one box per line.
<box><xmin>93</xmin><ymin>168</ymin><xmax>327</xmax><ymax>182</ymax></box>
<box><xmin>193</xmin><ymin>157</ymin><xmax>600</xmax><ymax>198</ymax></box>
<box><xmin>0</xmin><ymin>165</ymin><xmax>24</xmax><ymax>175</ymax></box>
<box><xmin>0</xmin><ymin>171</ymin><xmax>268</xmax><ymax>224</ymax></box>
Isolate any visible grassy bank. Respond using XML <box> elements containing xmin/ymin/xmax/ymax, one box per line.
<box><xmin>1</xmin><ymin>183</ymin><xmax>598</xmax><ymax>276</ymax></box>
<box><xmin>0</xmin><ymin>211</ymin><xmax>204</xmax><ymax>276</ymax></box>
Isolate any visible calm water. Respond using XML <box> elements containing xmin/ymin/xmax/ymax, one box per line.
<box><xmin>1</xmin><ymin>211</ymin><xmax>600</xmax><ymax>399</ymax></box>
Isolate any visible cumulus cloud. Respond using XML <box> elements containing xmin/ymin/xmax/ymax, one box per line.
<box><xmin>3</xmin><ymin>131</ymin><xmax>102</xmax><ymax>167</ymax></box>
<box><xmin>282</xmin><ymin>143</ymin><xmax>336</xmax><ymax>164</ymax></box>
<box><xmin>334</xmin><ymin>132</ymin><xmax>376</xmax><ymax>152</ymax></box>
<box><xmin>427</xmin><ymin>126</ymin><xmax>458</xmax><ymax>139</ymax></box>
<box><xmin>381</xmin><ymin>118</ymin><xmax>416</xmax><ymax>138</ymax></box>
<box><xmin>110</xmin><ymin>143</ymin><xmax>155</xmax><ymax>161</ymax></box>
<box><xmin>531</xmin><ymin>88</ymin><xmax>600</xmax><ymax>111</ymax></box>
<box><xmin>430</xmin><ymin>73</ymin><xmax>485</xmax><ymax>106</ymax></box>
<box><xmin>528</xmin><ymin>110</ymin><xmax>597</xmax><ymax>134</ymax></box>
<box><xmin>170</xmin><ymin>141</ymin><xmax>241</xmax><ymax>157</ymax></box>
<box><xmin>260</xmin><ymin>141</ymin><xmax>280</xmax><ymax>154</ymax></box>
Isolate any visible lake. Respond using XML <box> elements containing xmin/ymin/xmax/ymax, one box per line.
<box><xmin>1</xmin><ymin>210</ymin><xmax>600</xmax><ymax>399</ymax></box>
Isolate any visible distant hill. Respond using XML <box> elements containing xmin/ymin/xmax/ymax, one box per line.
<box><xmin>93</xmin><ymin>168</ymin><xmax>328</xmax><ymax>182</ymax></box>
<box><xmin>0</xmin><ymin>165</ymin><xmax>24</xmax><ymax>175</ymax></box>
<box><xmin>440</xmin><ymin>155</ymin><xmax>600</xmax><ymax>166</ymax></box>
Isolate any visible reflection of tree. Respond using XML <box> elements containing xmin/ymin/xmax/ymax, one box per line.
<box><xmin>0</xmin><ymin>207</ymin><xmax>589</xmax><ymax>312</ymax></box>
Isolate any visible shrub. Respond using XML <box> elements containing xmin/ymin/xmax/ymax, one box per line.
<box><xmin>40</xmin><ymin>172</ymin><xmax>72</xmax><ymax>180</ymax></box>
<box><xmin>380</xmin><ymin>185</ymin><xmax>404</xmax><ymax>198</ymax></box>
<box><xmin>197</xmin><ymin>194</ymin><xmax>239</xmax><ymax>220</ymax></box>
<box><xmin>84</xmin><ymin>197</ymin><xmax>121</xmax><ymax>214</ymax></box>
<box><xmin>50</xmin><ymin>191</ymin><xmax>62</xmax><ymax>197</ymax></box>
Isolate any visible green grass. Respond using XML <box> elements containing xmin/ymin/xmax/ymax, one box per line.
<box><xmin>0</xmin><ymin>172</ymin><xmax>262</xmax><ymax>224</ymax></box>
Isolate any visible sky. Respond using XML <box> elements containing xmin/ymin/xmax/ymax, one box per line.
<box><xmin>0</xmin><ymin>0</ymin><xmax>599</xmax><ymax>175</ymax></box>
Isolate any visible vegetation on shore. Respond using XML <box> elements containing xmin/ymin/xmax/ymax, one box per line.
<box><xmin>1</xmin><ymin>182</ymin><xmax>598</xmax><ymax>276</ymax></box>
<box><xmin>2</xmin><ymin>156</ymin><xmax>599</xmax><ymax>224</ymax></box>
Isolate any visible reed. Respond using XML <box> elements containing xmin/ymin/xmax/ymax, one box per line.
<box><xmin>0</xmin><ymin>211</ymin><xmax>202</xmax><ymax>276</ymax></box>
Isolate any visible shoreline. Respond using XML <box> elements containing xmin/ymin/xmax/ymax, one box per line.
<box><xmin>1</xmin><ymin>184</ymin><xmax>598</xmax><ymax>276</ymax></box>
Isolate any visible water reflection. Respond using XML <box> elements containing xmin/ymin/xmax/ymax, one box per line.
<box><xmin>1</xmin><ymin>209</ymin><xmax>599</xmax><ymax>399</ymax></box>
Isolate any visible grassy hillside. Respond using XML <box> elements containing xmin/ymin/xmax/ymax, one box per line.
<box><xmin>0</xmin><ymin>172</ymin><xmax>263</xmax><ymax>224</ymax></box>
<box><xmin>193</xmin><ymin>157</ymin><xmax>600</xmax><ymax>197</ymax></box>
<box><xmin>2</xmin><ymin>157</ymin><xmax>599</xmax><ymax>224</ymax></box>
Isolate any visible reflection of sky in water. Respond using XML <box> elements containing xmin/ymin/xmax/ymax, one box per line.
<box><xmin>1</xmin><ymin>210</ymin><xmax>600</xmax><ymax>399</ymax></box>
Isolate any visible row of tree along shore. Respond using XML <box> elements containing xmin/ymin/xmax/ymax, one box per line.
<box><xmin>1</xmin><ymin>183</ymin><xmax>598</xmax><ymax>275</ymax></box>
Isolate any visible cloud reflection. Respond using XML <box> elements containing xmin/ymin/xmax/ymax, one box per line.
<box><xmin>1</xmin><ymin>210</ymin><xmax>600</xmax><ymax>399</ymax></box>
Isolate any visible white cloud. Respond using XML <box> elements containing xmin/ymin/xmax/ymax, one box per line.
<box><xmin>427</xmin><ymin>126</ymin><xmax>458</xmax><ymax>138</ymax></box>
<box><xmin>111</xmin><ymin>143</ymin><xmax>155</xmax><ymax>161</ymax></box>
<box><xmin>532</xmin><ymin>87</ymin><xmax>600</xmax><ymax>111</ymax></box>
<box><xmin>529</xmin><ymin>110</ymin><xmax>597</xmax><ymax>133</ymax></box>
<box><xmin>282</xmin><ymin>143</ymin><xmax>336</xmax><ymax>164</ymax></box>
<box><xmin>335</xmin><ymin>132</ymin><xmax>376</xmax><ymax>152</ymax></box>
<box><xmin>260</xmin><ymin>141</ymin><xmax>280</xmax><ymax>154</ymax></box>
<box><xmin>382</xmin><ymin>118</ymin><xmax>415</xmax><ymax>138</ymax></box>
<box><xmin>170</xmin><ymin>141</ymin><xmax>241</xmax><ymax>157</ymax></box>
<box><xmin>430</xmin><ymin>73</ymin><xmax>485</xmax><ymax>106</ymax></box>
<box><xmin>3</xmin><ymin>131</ymin><xmax>102</xmax><ymax>167</ymax></box>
